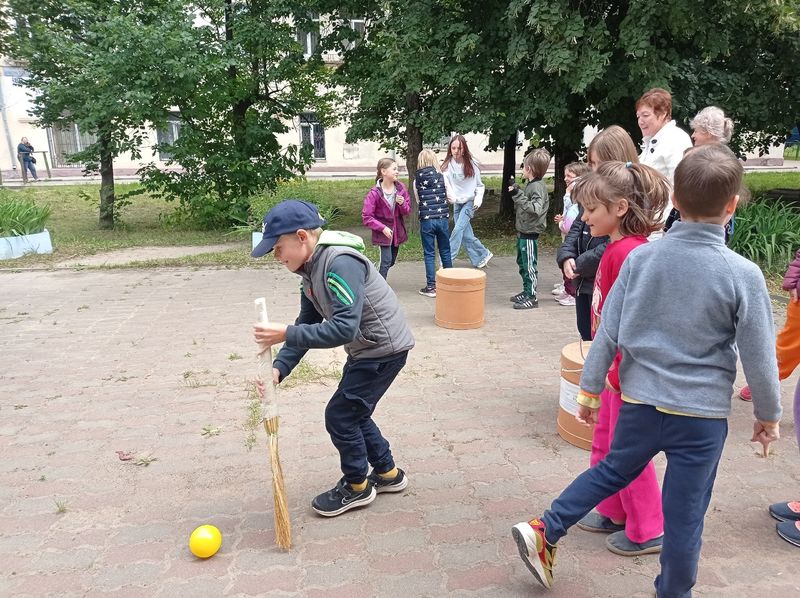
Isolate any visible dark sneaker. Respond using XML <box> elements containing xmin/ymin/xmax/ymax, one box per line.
<box><xmin>576</xmin><ymin>511</ymin><xmax>626</xmax><ymax>534</ymax></box>
<box><xmin>367</xmin><ymin>468</ymin><xmax>408</xmax><ymax>494</ymax></box>
<box><xmin>510</xmin><ymin>291</ymin><xmax>528</xmax><ymax>303</ymax></box>
<box><xmin>513</xmin><ymin>296</ymin><xmax>538</xmax><ymax>310</ymax></box>
<box><xmin>419</xmin><ymin>286</ymin><xmax>437</xmax><ymax>298</ymax></box>
<box><xmin>776</xmin><ymin>520</ymin><xmax>800</xmax><ymax>547</ymax></box>
<box><xmin>769</xmin><ymin>501</ymin><xmax>800</xmax><ymax>522</ymax></box>
<box><xmin>511</xmin><ymin>518</ymin><xmax>556</xmax><ymax>589</ymax></box>
<box><xmin>311</xmin><ymin>478</ymin><xmax>376</xmax><ymax>517</ymax></box>
<box><xmin>605</xmin><ymin>530</ymin><xmax>663</xmax><ymax>556</ymax></box>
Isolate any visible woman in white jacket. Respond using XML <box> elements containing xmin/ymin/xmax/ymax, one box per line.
<box><xmin>635</xmin><ymin>88</ymin><xmax>692</xmax><ymax>238</ymax></box>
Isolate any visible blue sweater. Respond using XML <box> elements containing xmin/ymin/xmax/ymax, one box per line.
<box><xmin>581</xmin><ymin>221</ymin><xmax>782</xmax><ymax>422</ymax></box>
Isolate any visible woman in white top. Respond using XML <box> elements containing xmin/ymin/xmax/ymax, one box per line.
<box><xmin>636</xmin><ymin>88</ymin><xmax>692</xmax><ymax>238</ymax></box>
<box><xmin>441</xmin><ymin>135</ymin><xmax>493</xmax><ymax>268</ymax></box>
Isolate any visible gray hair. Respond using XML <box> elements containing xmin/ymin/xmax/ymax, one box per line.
<box><xmin>689</xmin><ymin>106</ymin><xmax>734</xmax><ymax>143</ymax></box>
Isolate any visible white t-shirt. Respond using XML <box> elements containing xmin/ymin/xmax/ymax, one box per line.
<box><xmin>443</xmin><ymin>160</ymin><xmax>485</xmax><ymax>208</ymax></box>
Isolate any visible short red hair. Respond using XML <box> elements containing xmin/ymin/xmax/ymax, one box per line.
<box><xmin>636</xmin><ymin>88</ymin><xmax>673</xmax><ymax>119</ymax></box>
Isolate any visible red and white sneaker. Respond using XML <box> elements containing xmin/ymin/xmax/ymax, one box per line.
<box><xmin>739</xmin><ymin>385</ymin><xmax>752</xmax><ymax>401</ymax></box>
<box><xmin>511</xmin><ymin>518</ymin><xmax>557</xmax><ymax>589</ymax></box>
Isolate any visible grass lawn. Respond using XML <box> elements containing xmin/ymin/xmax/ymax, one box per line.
<box><xmin>0</xmin><ymin>172</ymin><xmax>797</xmax><ymax>270</ymax></box>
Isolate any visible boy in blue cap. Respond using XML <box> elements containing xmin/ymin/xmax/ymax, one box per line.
<box><xmin>252</xmin><ymin>199</ymin><xmax>414</xmax><ymax>517</ymax></box>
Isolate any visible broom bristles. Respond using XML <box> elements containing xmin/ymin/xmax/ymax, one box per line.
<box><xmin>264</xmin><ymin>417</ymin><xmax>292</xmax><ymax>549</ymax></box>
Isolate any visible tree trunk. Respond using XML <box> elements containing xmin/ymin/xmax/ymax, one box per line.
<box><xmin>551</xmin><ymin>144</ymin><xmax>578</xmax><ymax>223</ymax></box>
<box><xmin>404</xmin><ymin>92</ymin><xmax>422</xmax><ymax>234</ymax></box>
<box><xmin>98</xmin><ymin>134</ymin><xmax>115</xmax><ymax>229</ymax></box>
<box><xmin>499</xmin><ymin>132</ymin><xmax>517</xmax><ymax>219</ymax></box>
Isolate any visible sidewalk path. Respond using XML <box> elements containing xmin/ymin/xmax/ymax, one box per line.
<box><xmin>1</xmin><ymin>253</ymin><xmax>798</xmax><ymax>597</ymax></box>
<box><xmin>2</xmin><ymin>160</ymin><xmax>798</xmax><ymax>186</ymax></box>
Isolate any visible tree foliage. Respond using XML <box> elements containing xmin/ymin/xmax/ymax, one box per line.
<box><xmin>139</xmin><ymin>1</ymin><xmax>336</xmax><ymax>229</ymax></box>
<box><xmin>7</xmin><ymin>0</ymin><xmax>185</xmax><ymax>227</ymax></box>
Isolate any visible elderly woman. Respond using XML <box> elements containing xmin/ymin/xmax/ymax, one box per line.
<box><xmin>636</xmin><ymin>88</ymin><xmax>692</xmax><ymax>184</ymax></box>
<box><xmin>690</xmin><ymin>106</ymin><xmax>734</xmax><ymax>146</ymax></box>
<box><xmin>636</xmin><ymin>88</ymin><xmax>692</xmax><ymax>238</ymax></box>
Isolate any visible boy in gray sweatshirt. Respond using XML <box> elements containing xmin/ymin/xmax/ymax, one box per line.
<box><xmin>512</xmin><ymin>144</ymin><xmax>782</xmax><ymax>597</ymax></box>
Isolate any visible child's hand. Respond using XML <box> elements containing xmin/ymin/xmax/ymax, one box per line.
<box><xmin>554</xmin><ymin>214</ymin><xmax>563</xmax><ymax>223</ymax></box>
<box><xmin>395</xmin><ymin>195</ymin><xmax>405</xmax><ymax>205</ymax></box>
<box><xmin>752</xmin><ymin>420</ymin><xmax>780</xmax><ymax>456</ymax></box>
<box><xmin>254</xmin><ymin>322</ymin><xmax>287</xmax><ymax>351</ymax></box>
<box><xmin>576</xmin><ymin>405</ymin><xmax>598</xmax><ymax>426</ymax></box>
<box><xmin>790</xmin><ymin>288</ymin><xmax>798</xmax><ymax>304</ymax></box>
<box><xmin>563</xmin><ymin>258</ymin><xmax>578</xmax><ymax>279</ymax></box>
<box><xmin>255</xmin><ymin>369</ymin><xmax>281</xmax><ymax>397</ymax></box>
<box><xmin>383</xmin><ymin>227</ymin><xmax>393</xmax><ymax>240</ymax></box>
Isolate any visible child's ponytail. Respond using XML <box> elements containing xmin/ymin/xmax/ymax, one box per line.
<box><xmin>594</xmin><ymin>162</ymin><xmax>670</xmax><ymax>237</ymax></box>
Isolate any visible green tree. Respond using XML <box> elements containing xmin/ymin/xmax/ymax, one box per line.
<box><xmin>139</xmin><ymin>1</ymin><xmax>336</xmax><ymax>228</ymax></box>
<box><xmin>321</xmin><ymin>1</ymin><xmax>487</xmax><ymax>229</ymax></box>
<box><xmin>504</xmin><ymin>0</ymin><xmax>800</xmax><ymax>205</ymax></box>
<box><xmin>7</xmin><ymin>1</ymin><xmax>188</xmax><ymax>228</ymax></box>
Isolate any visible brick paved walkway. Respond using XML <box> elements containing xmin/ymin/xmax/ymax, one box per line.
<box><xmin>1</xmin><ymin>252</ymin><xmax>798</xmax><ymax>597</ymax></box>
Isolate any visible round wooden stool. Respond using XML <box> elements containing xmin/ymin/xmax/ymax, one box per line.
<box><xmin>434</xmin><ymin>268</ymin><xmax>486</xmax><ymax>330</ymax></box>
<box><xmin>557</xmin><ymin>340</ymin><xmax>595</xmax><ymax>450</ymax></box>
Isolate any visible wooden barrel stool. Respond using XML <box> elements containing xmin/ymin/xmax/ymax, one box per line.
<box><xmin>435</xmin><ymin>268</ymin><xmax>486</xmax><ymax>330</ymax></box>
<box><xmin>557</xmin><ymin>340</ymin><xmax>595</xmax><ymax>450</ymax></box>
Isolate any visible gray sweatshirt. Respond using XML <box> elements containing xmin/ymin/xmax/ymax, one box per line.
<box><xmin>582</xmin><ymin>221</ymin><xmax>782</xmax><ymax>422</ymax></box>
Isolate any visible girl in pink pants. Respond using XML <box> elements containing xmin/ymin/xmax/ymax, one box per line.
<box><xmin>571</xmin><ymin>159</ymin><xmax>668</xmax><ymax>556</ymax></box>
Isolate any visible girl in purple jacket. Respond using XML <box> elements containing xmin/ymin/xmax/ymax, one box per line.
<box><xmin>362</xmin><ymin>158</ymin><xmax>411</xmax><ymax>279</ymax></box>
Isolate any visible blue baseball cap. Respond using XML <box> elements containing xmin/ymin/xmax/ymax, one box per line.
<box><xmin>251</xmin><ymin>199</ymin><xmax>327</xmax><ymax>257</ymax></box>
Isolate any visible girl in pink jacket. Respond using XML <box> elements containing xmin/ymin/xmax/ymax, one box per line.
<box><xmin>362</xmin><ymin>158</ymin><xmax>411</xmax><ymax>279</ymax></box>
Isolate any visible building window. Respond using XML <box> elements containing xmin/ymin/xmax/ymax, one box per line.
<box><xmin>156</xmin><ymin>113</ymin><xmax>181</xmax><ymax>160</ymax></box>
<box><xmin>300</xmin><ymin>112</ymin><xmax>326</xmax><ymax>160</ymax></box>
<box><xmin>47</xmin><ymin>123</ymin><xmax>98</xmax><ymax>167</ymax></box>
<box><xmin>296</xmin><ymin>13</ymin><xmax>320</xmax><ymax>58</ymax></box>
<box><xmin>343</xmin><ymin>18</ymin><xmax>366</xmax><ymax>50</ymax></box>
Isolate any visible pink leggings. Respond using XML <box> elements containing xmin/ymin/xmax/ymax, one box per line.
<box><xmin>590</xmin><ymin>388</ymin><xmax>664</xmax><ymax>542</ymax></box>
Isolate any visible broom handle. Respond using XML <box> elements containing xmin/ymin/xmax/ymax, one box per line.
<box><xmin>254</xmin><ymin>298</ymin><xmax>278</xmax><ymax>421</ymax></box>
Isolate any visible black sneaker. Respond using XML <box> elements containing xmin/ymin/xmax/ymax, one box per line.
<box><xmin>311</xmin><ymin>477</ymin><xmax>376</xmax><ymax>517</ymax></box>
<box><xmin>510</xmin><ymin>291</ymin><xmax>528</xmax><ymax>303</ymax></box>
<box><xmin>513</xmin><ymin>296</ymin><xmax>539</xmax><ymax>310</ymax></box>
<box><xmin>419</xmin><ymin>286</ymin><xmax>437</xmax><ymax>298</ymax></box>
<box><xmin>367</xmin><ymin>468</ymin><xmax>409</xmax><ymax>494</ymax></box>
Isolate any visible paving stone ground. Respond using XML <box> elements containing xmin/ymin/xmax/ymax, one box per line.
<box><xmin>1</xmin><ymin>251</ymin><xmax>799</xmax><ymax>597</ymax></box>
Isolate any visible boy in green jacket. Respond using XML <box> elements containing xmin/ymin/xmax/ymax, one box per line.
<box><xmin>508</xmin><ymin>148</ymin><xmax>551</xmax><ymax>309</ymax></box>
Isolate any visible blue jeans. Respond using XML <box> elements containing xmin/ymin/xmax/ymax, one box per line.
<box><xmin>542</xmin><ymin>403</ymin><xmax>727</xmax><ymax>598</ymax></box>
<box><xmin>378</xmin><ymin>245</ymin><xmax>399</xmax><ymax>279</ymax></box>
<box><xmin>421</xmin><ymin>218</ymin><xmax>452</xmax><ymax>287</ymax></box>
<box><xmin>450</xmin><ymin>201</ymin><xmax>489</xmax><ymax>266</ymax></box>
<box><xmin>22</xmin><ymin>159</ymin><xmax>37</xmax><ymax>180</ymax></box>
<box><xmin>324</xmin><ymin>351</ymin><xmax>408</xmax><ymax>483</ymax></box>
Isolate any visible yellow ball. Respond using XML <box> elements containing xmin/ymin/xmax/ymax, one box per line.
<box><xmin>189</xmin><ymin>524</ymin><xmax>222</xmax><ymax>558</ymax></box>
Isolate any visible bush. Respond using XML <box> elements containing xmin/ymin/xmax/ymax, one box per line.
<box><xmin>730</xmin><ymin>197</ymin><xmax>800</xmax><ymax>272</ymax></box>
<box><xmin>0</xmin><ymin>192</ymin><xmax>52</xmax><ymax>237</ymax></box>
<box><xmin>249</xmin><ymin>179</ymin><xmax>346</xmax><ymax>229</ymax></box>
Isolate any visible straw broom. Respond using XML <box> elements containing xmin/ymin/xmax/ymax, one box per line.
<box><xmin>254</xmin><ymin>298</ymin><xmax>292</xmax><ymax>550</ymax></box>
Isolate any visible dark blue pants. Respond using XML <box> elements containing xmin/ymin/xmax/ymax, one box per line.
<box><xmin>421</xmin><ymin>218</ymin><xmax>452</xmax><ymax>287</ymax></box>
<box><xmin>575</xmin><ymin>293</ymin><xmax>592</xmax><ymax>341</ymax></box>
<box><xmin>542</xmin><ymin>403</ymin><xmax>727</xmax><ymax>598</ymax></box>
<box><xmin>379</xmin><ymin>245</ymin><xmax>399</xmax><ymax>279</ymax></box>
<box><xmin>325</xmin><ymin>351</ymin><xmax>408</xmax><ymax>484</ymax></box>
